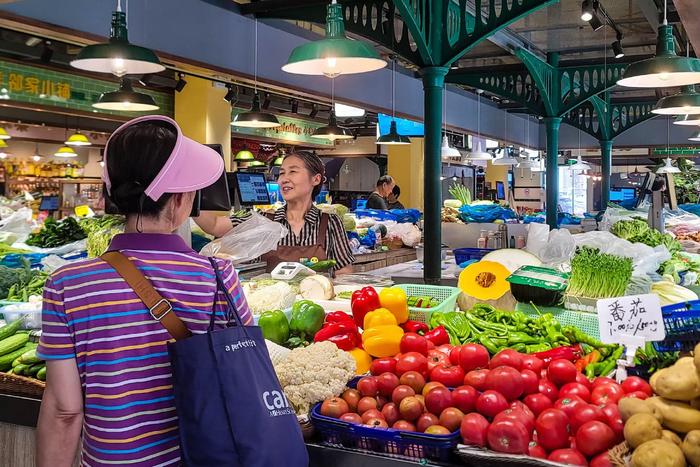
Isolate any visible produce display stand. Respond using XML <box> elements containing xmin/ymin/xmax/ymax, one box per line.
<box><xmin>0</xmin><ymin>394</ymin><xmax>460</xmax><ymax>467</ymax></box>
<box><xmin>353</xmin><ymin>248</ymin><xmax>418</xmax><ymax>273</ymax></box>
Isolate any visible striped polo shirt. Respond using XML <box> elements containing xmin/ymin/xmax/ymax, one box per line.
<box><xmin>37</xmin><ymin>233</ymin><xmax>253</xmax><ymax>467</ymax></box>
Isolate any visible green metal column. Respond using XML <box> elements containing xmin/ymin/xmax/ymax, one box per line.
<box><xmin>600</xmin><ymin>140</ymin><xmax>613</xmax><ymax>210</ymax></box>
<box><xmin>545</xmin><ymin>117</ymin><xmax>562</xmax><ymax>229</ymax></box>
<box><xmin>420</xmin><ymin>67</ymin><xmax>449</xmax><ymax>285</ymax></box>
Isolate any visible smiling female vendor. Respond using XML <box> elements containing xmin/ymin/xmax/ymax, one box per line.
<box><xmin>196</xmin><ymin>151</ymin><xmax>355</xmax><ymax>274</ymax></box>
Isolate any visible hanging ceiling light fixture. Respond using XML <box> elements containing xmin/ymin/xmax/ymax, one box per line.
<box><xmin>54</xmin><ymin>146</ymin><xmax>77</xmax><ymax>158</ymax></box>
<box><xmin>232</xmin><ymin>20</ymin><xmax>280</xmax><ymax>129</ymax></box>
<box><xmin>493</xmin><ymin>111</ymin><xmax>517</xmax><ymax>165</ymax></box>
<box><xmin>653</xmin><ymin>85</ymin><xmax>700</xmax><ymax>114</ymax></box>
<box><xmin>674</xmin><ymin>114</ymin><xmax>700</xmax><ymax>125</ymax></box>
<box><xmin>93</xmin><ymin>78</ymin><xmax>159</xmax><ymax>111</ymax></box>
<box><xmin>468</xmin><ymin>91</ymin><xmax>493</xmax><ymax>160</ymax></box>
<box><xmin>440</xmin><ymin>84</ymin><xmax>461</xmax><ymax>159</ymax></box>
<box><xmin>312</xmin><ymin>79</ymin><xmax>353</xmax><ymax>141</ymax></box>
<box><xmin>271</xmin><ymin>147</ymin><xmax>286</xmax><ymax>167</ymax></box>
<box><xmin>70</xmin><ymin>0</ymin><xmax>165</xmax><ymax>76</ymax></box>
<box><xmin>0</xmin><ymin>127</ymin><xmax>10</xmax><ymax>140</ymax></box>
<box><xmin>530</xmin><ymin>158</ymin><xmax>546</xmax><ymax>172</ymax></box>
<box><xmin>234</xmin><ymin>147</ymin><xmax>256</xmax><ymax>161</ymax></box>
<box><xmin>657</xmin><ymin>157</ymin><xmax>681</xmax><ymax>173</ymax></box>
<box><xmin>282</xmin><ymin>0</ymin><xmax>386</xmax><ymax>77</ymax></box>
<box><xmin>618</xmin><ymin>1</ymin><xmax>700</xmax><ymax>88</ymax></box>
<box><xmin>0</xmin><ymin>139</ymin><xmax>7</xmax><ymax>149</ymax></box>
<box><xmin>581</xmin><ymin>0</ymin><xmax>604</xmax><ymax>30</ymax></box>
<box><xmin>378</xmin><ymin>57</ymin><xmax>410</xmax><ymax>145</ymax></box>
<box><xmin>65</xmin><ymin>119</ymin><xmax>91</xmax><ymax>146</ymax></box>
<box><xmin>689</xmin><ymin>131</ymin><xmax>700</xmax><ymax>142</ymax></box>
<box><xmin>612</xmin><ymin>34</ymin><xmax>625</xmax><ymax>59</ymax></box>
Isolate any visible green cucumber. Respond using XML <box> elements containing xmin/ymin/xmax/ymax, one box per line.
<box><xmin>19</xmin><ymin>348</ymin><xmax>41</xmax><ymax>365</ymax></box>
<box><xmin>0</xmin><ymin>333</ymin><xmax>29</xmax><ymax>356</ymax></box>
<box><xmin>0</xmin><ymin>318</ymin><xmax>24</xmax><ymax>341</ymax></box>
<box><xmin>13</xmin><ymin>363</ymin><xmax>29</xmax><ymax>375</ymax></box>
<box><xmin>37</xmin><ymin>366</ymin><xmax>46</xmax><ymax>381</ymax></box>
<box><xmin>28</xmin><ymin>363</ymin><xmax>44</xmax><ymax>377</ymax></box>
<box><xmin>0</xmin><ymin>343</ymin><xmax>35</xmax><ymax>371</ymax></box>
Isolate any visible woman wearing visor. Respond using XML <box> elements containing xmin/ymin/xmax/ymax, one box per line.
<box><xmin>35</xmin><ymin>116</ymin><xmax>253</xmax><ymax>467</ymax></box>
<box><xmin>196</xmin><ymin>150</ymin><xmax>355</xmax><ymax>274</ymax></box>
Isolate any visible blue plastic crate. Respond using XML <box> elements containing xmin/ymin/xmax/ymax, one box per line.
<box><xmin>653</xmin><ymin>300</ymin><xmax>700</xmax><ymax>353</ymax></box>
<box><xmin>454</xmin><ymin>248</ymin><xmax>493</xmax><ymax>265</ymax></box>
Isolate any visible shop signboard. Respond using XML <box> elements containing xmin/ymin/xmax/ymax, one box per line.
<box><xmin>231</xmin><ymin>108</ymin><xmax>334</xmax><ymax>147</ymax></box>
<box><xmin>652</xmin><ymin>147</ymin><xmax>700</xmax><ymax>156</ymax></box>
<box><xmin>0</xmin><ymin>59</ymin><xmax>173</xmax><ymax>117</ymax></box>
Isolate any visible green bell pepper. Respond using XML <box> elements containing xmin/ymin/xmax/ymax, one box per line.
<box><xmin>289</xmin><ymin>300</ymin><xmax>325</xmax><ymax>339</ymax></box>
<box><xmin>258</xmin><ymin>310</ymin><xmax>290</xmax><ymax>345</ymax></box>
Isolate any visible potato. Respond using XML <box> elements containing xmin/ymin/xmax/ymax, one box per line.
<box><xmin>651</xmin><ymin>357</ymin><xmax>700</xmax><ymax>402</ymax></box>
<box><xmin>694</xmin><ymin>343</ymin><xmax>700</xmax><ymax>373</ymax></box>
<box><xmin>648</xmin><ymin>397</ymin><xmax>700</xmax><ymax>433</ymax></box>
<box><xmin>625</xmin><ymin>413</ymin><xmax>663</xmax><ymax>449</ymax></box>
<box><xmin>692</xmin><ymin>398</ymin><xmax>700</xmax><ymax>411</ymax></box>
<box><xmin>662</xmin><ymin>430</ymin><xmax>682</xmax><ymax>446</ymax></box>
<box><xmin>631</xmin><ymin>439</ymin><xmax>686</xmax><ymax>467</ymax></box>
<box><xmin>619</xmin><ymin>397</ymin><xmax>663</xmax><ymax>423</ymax></box>
<box><xmin>683</xmin><ymin>430</ymin><xmax>700</xmax><ymax>467</ymax></box>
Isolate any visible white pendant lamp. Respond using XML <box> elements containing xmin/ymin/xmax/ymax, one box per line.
<box><xmin>689</xmin><ymin>131</ymin><xmax>700</xmax><ymax>142</ymax></box>
<box><xmin>674</xmin><ymin>114</ymin><xmax>700</xmax><ymax>126</ymax></box>
<box><xmin>468</xmin><ymin>91</ymin><xmax>493</xmax><ymax>161</ymax></box>
<box><xmin>657</xmin><ymin>157</ymin><xmax>681</xmax><ymax>173</ymax></box>
<box><xmin>492</xmin><ymin>147</ymin><xmax>518</xmax><ymax>165</ymax></box>
<box><xmin>441</xmin><ymin>135</ymin><xmax>461</xmax><ymax>159</ymax></box>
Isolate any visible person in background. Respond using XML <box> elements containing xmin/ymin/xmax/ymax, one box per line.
<box><xmin>35</xmin><ymin>116</ymin><xmax>252</xmax><ymax>467</ymax></box>
<box><xmin>365</xmin><ymin>175</ymin><xmax>395</xmax><ymax>210</ymax></box>
<box><xmin>195</xmin><ymin>151</ymin><xmax>355</xmax><ymax>275</ymax></box>
<box><xmin>387</xmin><ymin>185</ymin><xmax>404</xmax><ymax>210</ymax></box>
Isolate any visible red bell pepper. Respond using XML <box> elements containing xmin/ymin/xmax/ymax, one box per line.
<box><xmin>314</xmin><ymin>314</ymin><xmax>361</xmax><ymax>351</ymax></box>
<box><xmin>424</xmin><ymin>326</ymin><xmax>450</xmax><ymax>346</ymax></box>
<box><xmin>402</xmin><ymin>320</ymin><xmax>429</xmax><ymax>335</ymax></box>
<box><xmin>351</xmin><ymin>287</ymin><xmax>381</xmax><ymax>329</ymax></box>
<box><xmin>533</xmin><ymin>344</ymin><xmax>584</xmax><ymax>365</ymax></box>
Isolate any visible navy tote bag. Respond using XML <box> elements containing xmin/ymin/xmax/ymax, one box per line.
<box><xmin>102</xmin><ymin>252</ymin><xmax>308</xmax><ymax>467</ymax></box>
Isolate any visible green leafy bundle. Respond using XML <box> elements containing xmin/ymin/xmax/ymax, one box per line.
<box><xmin>568</xmin><ymin>246</ymin><xmax>633</xmax><ymax>298</ymax></box>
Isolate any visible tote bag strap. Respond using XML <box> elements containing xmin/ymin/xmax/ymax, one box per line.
<box><xmin>101</xmin><ymin>251</ymin><xmax>192</xmax><ymax>341</ymax></box>
<box><xmin>208</xmin><ymin>257</ymin><xmax>246</xmax><ymax>329</ymax></box>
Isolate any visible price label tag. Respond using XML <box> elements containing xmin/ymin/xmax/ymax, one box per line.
<box><xmin>596</xmin><ymin>294</ymin><xmax>666</xmax><ymax>344</ymax></box>
<box><xmin>74</xmin><ymin>205</ymin><xmax>93</xmax><ymax>217</ymax></box>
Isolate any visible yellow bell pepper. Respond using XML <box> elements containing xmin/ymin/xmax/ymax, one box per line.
<box><xmin>379</xmin><ymin>287</ymin><xmax>409</xmax><ymax>324</ymax></box>
<box><xmin>363</xmin><ymin>308</ymin><xmax>397</xmax><ymax>329</ymax></box>
<box><xmin>347</xmin><ymin>348</ymin><xmax>372</xmax><ymax>375</ymax></box>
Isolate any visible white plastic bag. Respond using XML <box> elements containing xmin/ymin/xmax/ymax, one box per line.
<box><xmin>525</xmin><ymin>223</ymin><xmax>550</xmax><ymax>258</ymax></box>
<box><xmin>0</xmin><ymin>207</ymin><xmax>35</xmax><ymax>244</ymax></box>
<box><xmin>200</xmin><ymin>212</ymin><xmax>288</xmax><ymax>265</ymax></box>
<box><xmin>539</xmin><ymin>229</ymin><xmax>576</xmax><ymax>269</ymax></box>
<box><xmin>15</xmin><ymin>239</ymin><xmax>88</xmax><ymax>256</ymax></box>
<box><xmin>385</xmin><ymin>222</ymin><xmax>422</xmax><ymax>247</ymax></box>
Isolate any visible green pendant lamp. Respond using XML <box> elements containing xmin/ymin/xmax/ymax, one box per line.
<box><xmin>248</xmin><ymin>160</ymin><xmax>267</xmax><ymax>170</ymax></box>
<box><xmin>71</xmin><ymin>1</ymin><xmax>165</xmax><ymax>76</ymax></box>
<box><xmin>54</xmin><ymin>146</ymin><xmax>77</xmax><ymax>158</ymax></box>
<box><xmin>271</xmin><ymin>147</ymin><xmax>286</xmax><ymax>167</ymax></box>
<box><xmin>689</xmin><ymin>131</ymin><xmax>700</xmax><ymax>142</ymax></box>
<box><xmin>93</xmin><ymin>78</ymin><xmax>159</xmax><ymax>111</ymax></box>
<box><xmin>312</xmin><ymin>110</ymin><xmax>353</xmax><ymax>141</ymax></box>
<box><xmin>674</xmin><ymin>114</ymin><xmax>700</xmax><ymax>126</ymax></box>
<box><xmin>653</xmin><ymin>85</ymin><xmax>700</xmax><ymax>115</ymax></box>
<box><xmin>617</xmin><ymin>2</ymin><xmax>700</xmax><ymax>88</ymax></box>
<box><xmin>282</xmin><ymin>0</ymin><xmax>386</xmax><ymax>77</ymax></box>
<box><xmin>234</xmin><ymin>148</ymin><xmax>256</xmax><ymax>162</ymax></box>
<box><xmin>231</xmin><ymin>92</ymin><xmax>280</xmax><ymax>128</ymax></box>
<box><xmin>377</xmin><ymin>58</ymin><xmax>410</xmax><ymax>145</ymax></box>
<box><xmin>0</xmin><ymin>127</ymin><xmax>10</xmax><ymax>140</ymax></box>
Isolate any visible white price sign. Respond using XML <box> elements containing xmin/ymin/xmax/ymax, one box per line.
<box><xmin>596</xmin><ymin>294</ymin><xmax>666</xmax><ymax>344</ymax></box>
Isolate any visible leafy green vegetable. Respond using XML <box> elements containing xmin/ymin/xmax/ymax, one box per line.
<box><xmin>0</xmin><ymin>261</ymin><xmax>42</xmax><ymax>300</ymax></box>
<box><xmin>80</xmin><ymin>216</ymin><xmax>125</xmax><ymax>258</ymax></box>
<box><xmin>611</xmin><ymin>218</ymin><xmax>681</xmax><ymax>253</ymax></box>
<box><xmin>568</xmin><ymin>246</ymin><xmax>633</xmax><ymax>298</ymax></box>
<box><xmin>26</xmin><ymin>217</ymin><xmax>86</xmax><ymax>248</ymax></box>
<box><xmin>448</xmin><ymin>183</ymin><xmax>472</xmax><ymax>206</ymax></box>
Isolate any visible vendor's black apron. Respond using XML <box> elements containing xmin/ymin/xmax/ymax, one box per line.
<box><xmin>262</xmin><ymin>212</ymin><xmax>330</xmax><ymax>272</ymax></box>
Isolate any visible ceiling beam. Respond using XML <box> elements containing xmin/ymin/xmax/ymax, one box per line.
<box><xmin>674</xmin><ymin>0</ymin><xmax>700</xmax><ymax>57</ymax></box>
<box><xmin>635</xmin><ymin>0</ymin><xmax>660</xmax><ymax>32</ymax></box>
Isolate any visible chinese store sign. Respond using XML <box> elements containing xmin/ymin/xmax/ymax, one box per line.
<box><xmin>0</xmin><ymin>59</ymin><xmax>173</xmax><ymax>116</ymax></box>
<box><xmin>597</xmin><ymin>294</ymin><xmax>665</xmax><ymax>344</ymax></box>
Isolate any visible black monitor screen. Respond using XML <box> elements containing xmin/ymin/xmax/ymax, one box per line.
<box><xmin>496</xmin><ymin>181</ymin><xmax>506</xmax><ymax>200</ymax></box>
<box><xmin>199</xmin><ymin>144</ymin><xmax>231</xmax><ymax>211</ymax></box>
<box><xmin>39</xmin><ymin>196</ymin><xmax>59</xmax><ymax>211</ymax></box>
<box><xmin>235</xmin><ymin>172</ymin><xmax>270</xmax><ymax>205</ymax></box>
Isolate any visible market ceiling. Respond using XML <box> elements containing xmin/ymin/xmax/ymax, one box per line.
<box><xmin>238</xmin><ymin>0</ymin><xmax>695</xmax><ymax>116</ymax></box>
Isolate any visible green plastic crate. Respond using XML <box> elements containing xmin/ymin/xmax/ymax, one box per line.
<box><xmin>515</xmin><ymin>302</ymin><xmax>601</xmax><ymax>340</ymax></box>
<box><xmin>395</xmin><ymin>284</ymin><xmax>461</xmax><ymax>324</ymax></box>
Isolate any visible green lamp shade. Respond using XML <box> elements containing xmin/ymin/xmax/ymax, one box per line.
<box><xmin>71</xmin><ymin>11</ymin><xmax>165</xmax><ymax>76</ymax></box>
<box><xmin>248</xmin><ymin>160</ymin><xmax>266</xmax><ymax>169</ymax></box>
<box><xmin>689</xmin><ymin>131</ymin><xmax>700</xmax><ymax>142</ymax></box>
<box><xmin>0</xmin><ymin>127</ymin><xmax>9</xmax><ymax>140</ymax></box>
<box><xmin>282</xmin><ymin>2</ymin><xmax>385</xmax><ymax>77</ymax></box>
<box><xmin>312</xmin><ymin>111</ymin><xmax>353</xmax><ymax>141</ymax></box>
<box><xmin>618</xmin><ymin>25</ymin><xmax>700</xmax><ymax>88</ymax></box>
<box><xmin>653</xmin><ymin>86</ymin><xmax>700</xmax><ymax>115</ymax></box>
<box><xmin>674</xmin><ymin>114</ymin><xmax>700</xmax><ymax>126</ymax></box>
<box><xmin>272</xmin><ymin>155</ymin><xmax>285</xmax><ymax>167</ymax></box>
<box><xmin>54</xmin><ymin>146</ymin><xmax>77</xmax><ymax>158</ymax></box>
<box><xmin>93</xmin><ymin>78</ymin><xmax>159</xmax><ymax>111</ymax></box>
<box><xmin>0</xmin><ymin>139</ymin><xmax>7</xmax><ymax>149</ymax></box>
<box><xmin>377</xmin><ymin>120</ymin><xmax>410</xmax><ymax>145</ymax></box>
<box><xmin>231</xmin><ymin>92</ymin><xmax>280</xmax><ymax>128</ymax></box>
<box><xmin>234</xmin><ymin>149</ymin><xmax>255</xmax><ymax>161</ymax></box>
<box><xmin>65</xmin><ymin>132</ymin><xmax>91</xmax><ymax>146</ymax></box>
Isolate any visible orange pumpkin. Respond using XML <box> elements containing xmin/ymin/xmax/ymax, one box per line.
<box><xmin>458</xmin><ymin>260</ymin><xmax>511</xmax><ymax>301</ymax></box>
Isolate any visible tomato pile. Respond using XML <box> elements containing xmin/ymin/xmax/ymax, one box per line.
<box><xmin>318</xmin><ymin>332</ymin><xmax>654</xmax><ymax>466</ymax></box>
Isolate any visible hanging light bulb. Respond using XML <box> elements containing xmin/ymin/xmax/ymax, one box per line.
<box><xmin>70</xmin><ymin>1</ymin><xmax>165</xmax><ymax>76</ymax></box>
<box><xmin>657</xmin><ymin>157</ymin><xmax>681</xmax><ymax>173</ymax></box>
<box><xmin>282</xmin><ymin>0</ymin><xmax>386</xmax><ymax>77</ymax></box>
<box><xmin>440</xmin><ymin>135</ymin><xmax>461</xmax><ymax>159</ymax></box>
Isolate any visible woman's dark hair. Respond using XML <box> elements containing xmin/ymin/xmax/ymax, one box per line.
<box><xmin>377</xmin><ymin>175</ymin><xmax>394</xmax><ymax>187</ymax></box>
<box><xmin>283</xmin><ymin>150</ymin><xmax>326</xmax><ymax>198</ymax></box>
<box><xmin>106</xmin><ymin>120</ymin><xmax>176</xmax><ymax>216</ymax></box>
<box><xmin>392</xmin><ymin>185</ymin><xmax>401</xmax><ymax>197</ymax></box>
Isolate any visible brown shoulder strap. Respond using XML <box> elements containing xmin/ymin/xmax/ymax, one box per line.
<box><xmin>101</xmin><ymin>251</ymin><xmax>191</xmax><ymax>340</ymax></box>
<box><xmin>317</xmin><ymin>213</ymin><xmax>329</xmax><ymax>247</ymax></box>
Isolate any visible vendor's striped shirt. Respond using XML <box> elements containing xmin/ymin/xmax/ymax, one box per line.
<box><xmin>37</xmin><ymin>233</ymin><xmax>252</xmax><ymax>467</ymax></box>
